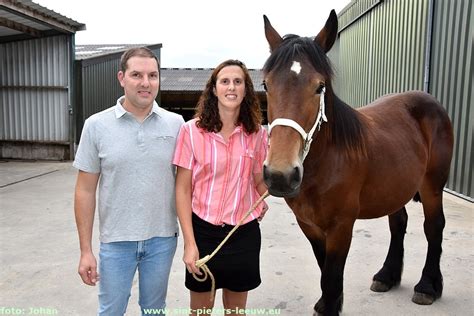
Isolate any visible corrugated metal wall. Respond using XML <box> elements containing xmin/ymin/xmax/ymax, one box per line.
<box><xmin>430</xmin><ymin>0</ymin><xmax>473</xmax><ymax>200</ymax></box>
<box><xmin>0</xmin><ymin>35</ymin><xmax>71</xmax><ymax>142</ymax></box>
<box><xmin>332</xmin><ymin>0</ymin><xmax>429</xmax><ymax>106</ymax></box>
<box><xmin>75</xmin><ymin>57</ymin><xmax>123</xmax><ymax>143</ymax></box>
<box><xmin>78</xmin><ymin>59</ymin><xmax>123</xmax><ymax>116</ymax></box>
<box><xmin>330</xmin><ymin>0</ymin><xmax>473</xmax><ymax>200</ymax></box>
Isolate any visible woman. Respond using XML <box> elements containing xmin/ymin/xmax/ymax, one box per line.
<box><xmin>173</xmin><ymin>59</ymin><xmax>268</xmax><ymax>315</ymax></box>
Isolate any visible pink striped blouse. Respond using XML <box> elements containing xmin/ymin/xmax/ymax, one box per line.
<box><xmin>173</xmin><ymin>119</ymin><xmax>268</xmax><ymax>225</ymax></box>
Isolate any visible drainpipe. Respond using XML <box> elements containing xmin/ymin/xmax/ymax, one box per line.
<box><xmin>423</xmin><ymin>0</ymin><xmax>434</xmax><ymax>92</ymax></box>
<box><xmin>68</xmin><ymin>34</ymin><xmax>76</xmax><ymax>160</ymax></box>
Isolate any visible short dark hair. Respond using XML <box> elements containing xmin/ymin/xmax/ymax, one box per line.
<box><xmin>119</xmin><ymin>47</ymin><xmax>160</xmax><ymax>73</ymax></box>
<box><xmin>195</xmin><ymin>59</ymin><xmax>262</xmax><ymax>134</ymax></box>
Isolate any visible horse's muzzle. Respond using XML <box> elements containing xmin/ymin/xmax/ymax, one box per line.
<box><xmin>263</xmin><ymin>164</ymin><xmax>302</xmax><ymax>197</ymax></box>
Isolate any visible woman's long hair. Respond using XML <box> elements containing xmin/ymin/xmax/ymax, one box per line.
<box><xmin>195</xmin><ymin>59</ymin><xmax>262</xmax><ymax>134</ymax></box>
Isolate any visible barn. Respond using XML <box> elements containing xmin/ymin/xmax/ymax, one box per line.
<box><xmin>1</xmin><ymin>0</ymin><xmax>471</xmax><ymax>201</ymax></box>
<box><xmin>0</xmin><ymin>0</ymin><xmax>85</xmax><ymax>160</ymax></box>
<box><xmin>160</xmin><ymin>67</ymin><xmax>267</xmax><ymax>122</ymax></box>
<box><xmin>73</xmin><ymin>45</ymin><xmax>267</xmax><ymax>142</ymax></box>
<box><xmin>330</xmin><ymin>0</ymin><xmax>473</xmax><ymax>201</ymax></box>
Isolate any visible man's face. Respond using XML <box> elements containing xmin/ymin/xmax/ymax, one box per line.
<box><xmin>117</xmin><ymin>56</ymin><xmax>159</xmax><ymax>111</ymax></box>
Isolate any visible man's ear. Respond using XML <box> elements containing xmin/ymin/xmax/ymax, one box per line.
<box><xmin>117</xmin><ymin>71</ymin><xmax>125</xmax><ymax>87</ymax></box>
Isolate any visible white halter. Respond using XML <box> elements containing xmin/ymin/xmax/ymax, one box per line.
<box><xmin>268</xmin><ymin>87</ymin><xmax>327</xmax><ymax>161</ymax></box>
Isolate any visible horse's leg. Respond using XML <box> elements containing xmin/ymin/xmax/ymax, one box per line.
<box><xmin>411</xmin><ymin>107</ymin><xmax>452</xmax><ymax>304</ymax></box>
<box><xmin>296</xmin><ymin>219</ymin><xmax>328</xmax><ymax>312</ymax></box>
<box><xmin>413</xmin><ymin>189</ymin><xmax>445</xmax><ymax>305</ymax></box>
<box><xmin>309</xmin><ymin>237</ymin><xmax>326</xmax><ymax>269</ymax></box>
<box><xmin>297</xmin><ymin>219</ymin><xmax>327</xmax><ymax>269</ymax></box>
<box><xmin>313</xmin><ymin>220</ymin><xmax>354</xmax><ymax>316</ymax></box>
<box><xmin>371</xmin><ymin>207</ymin><xmax>408</xmax><ymax>292</ymax></box>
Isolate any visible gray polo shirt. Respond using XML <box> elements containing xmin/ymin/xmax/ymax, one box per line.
<box><xmin>73</xmin><ymin>97</ymin><xmax>184</xmax><ymax>243</ymax></box>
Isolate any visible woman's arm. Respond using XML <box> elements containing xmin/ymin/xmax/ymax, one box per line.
<box><xmin>254</xmin><ymin>172</ymin><xmax>267</xmax><ymax>197</ymax></box>
<box><xmin>254</xmin><ymin>171</ymin><xmax>269</xmax><ymax>220</ymax></box>
<box><xmin>175</xmin><ymin>166</ymin><xmax>201</xmax><ymax>275</ymax></box>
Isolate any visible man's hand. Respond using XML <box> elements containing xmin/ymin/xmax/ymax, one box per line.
<box><xmin>78</xmin><ymin>251</ymin><xmax>99</xmax><ymax>286</ymax></box>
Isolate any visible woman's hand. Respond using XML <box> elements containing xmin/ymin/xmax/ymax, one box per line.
<box><xmin>258</xmin><ymin>202</ymin><xmax>269</xmax><ymax>221</ymax></box>
<box><xmin>183</xmin><ymin>243</ymin><xmax>202</xmax><ymax>275</ymax></box>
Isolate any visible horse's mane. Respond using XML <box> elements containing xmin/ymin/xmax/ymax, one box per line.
<box><xmin>264</xmin><ymin>34</ymin><xmax>366</xmax><ymax>156</ymax></box>
<box><xmin>330</xmin><ymin>96</ymin><xmax>367</xmax><ymax>157</ymax></box>
<box><xmin>263</xmin><ymin>34</ymin><xmax>333</xmax><ymax>79</ymax></box>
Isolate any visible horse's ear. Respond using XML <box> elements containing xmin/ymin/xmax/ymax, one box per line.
<box><xmin>314</xmin><ymin>9</ymin><xmax>338</xmax><ymax>53</ymax></box>
<box><xmin>264</xmin><ymin>15</ymin><xmax>283</xmax><ymax>52</ymax></box>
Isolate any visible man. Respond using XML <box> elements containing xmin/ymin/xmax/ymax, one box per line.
<box><xmin>73</xmin><ymin>47</ymin><xmax>184</xmax><ymax>315</ymax></box>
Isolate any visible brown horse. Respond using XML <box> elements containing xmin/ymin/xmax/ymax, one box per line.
<box><xmin>262</xmin><ymin>10</ymin><xmax>454</xmax><ymax>316</ymax></box>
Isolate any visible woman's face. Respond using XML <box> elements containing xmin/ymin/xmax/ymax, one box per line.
<box><xmin>213</xmin><ymin>65</ymin><xmax>246</xmax><ymax>112</ymax></box>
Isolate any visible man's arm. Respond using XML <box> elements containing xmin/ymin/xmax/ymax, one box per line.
<box><xmin>74</xmin><ymin>170</ymin><xmax>100</xmax><ymax>286</ymax></box>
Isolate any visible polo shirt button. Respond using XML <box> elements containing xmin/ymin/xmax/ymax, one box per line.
<box><xmin>221</xmin><ymin>223</ymin><xmax>226</xmax><ymax>227</ymax></box>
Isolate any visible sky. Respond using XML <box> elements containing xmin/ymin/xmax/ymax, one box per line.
<box><xmin>34</xmin><ymin>0</ymin><xmax>350</xmax><ymax>69</ymax></box>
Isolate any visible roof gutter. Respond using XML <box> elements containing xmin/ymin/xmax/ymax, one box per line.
<box><xmin>423</xmin><ymin>0</ymin><xmax>434</xmax><ymax>92</ymax></box>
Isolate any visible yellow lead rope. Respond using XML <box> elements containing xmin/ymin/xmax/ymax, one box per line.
<box><xmin>192</xmin><ymin>191</ymin><xmax>270</xmax><ymax>301</ymax></box>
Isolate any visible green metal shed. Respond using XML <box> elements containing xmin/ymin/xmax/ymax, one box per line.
<box><xmin>329</xmin><ymin>0</ymin><xmax>473</xmax><ymax>201</ymax></box>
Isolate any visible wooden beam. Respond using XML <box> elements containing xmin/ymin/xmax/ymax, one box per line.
<box><xmin>0</xmin><ymin>16</ymin><xmax>41</xmax><ymax>37</ymax></box>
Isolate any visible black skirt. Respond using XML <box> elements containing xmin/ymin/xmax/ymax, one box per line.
<box><xmin>185</xmin><ymin>213</ymin><xmax>262</xmax><ymax>292</ymax></box>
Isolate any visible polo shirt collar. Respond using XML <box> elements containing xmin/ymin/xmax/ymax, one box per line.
<box><xmin>114</xmin><ymin>96</ymin><xmax>161</xmax><ymax>119</ymax></box>
<box><xmin>207</xmin><ymin>124</ymin><xmax>245</xmax><ymax>143</ymax></box>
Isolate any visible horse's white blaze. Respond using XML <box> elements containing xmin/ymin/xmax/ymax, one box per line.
<box><xmin>291</xmin><ymin>61</ymin><xmax>301</xmax><ymax>75</ymax></box>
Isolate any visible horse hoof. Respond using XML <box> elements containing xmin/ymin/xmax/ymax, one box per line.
<box><xmin>312</xmin><ymin>308</ymin><xmax>327</xmax><ymax>316</ymax></box>
<box><xmin>412</xmin><ymin>292</ymin><xmax>435</xmax><ymax>305</ymax></box>
<box><xmin>314</xmin><ymin>298</ymin><xmax>324</xmax><ymax>314</ymax></box>
<box><xmin>370</xmin><ymin>280</ymin><xmax>391</xmax><ymax>292</ymax></box>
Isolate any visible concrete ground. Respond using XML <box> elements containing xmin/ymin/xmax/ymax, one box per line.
<box><xmin>0</xmin><ymin>160</ymin><xmax>472</xmax><ymax>315</ymax></box>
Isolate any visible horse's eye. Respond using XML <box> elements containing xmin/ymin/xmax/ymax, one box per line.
<box><xmin>262</xmin><ymin>81</ymin><xmax>268</xmax><ymax>92</ymax></box>
<box><xmin>316</xmin><ymin>84</ymin><xmax>325</xmax><ymax>95</ymax></box>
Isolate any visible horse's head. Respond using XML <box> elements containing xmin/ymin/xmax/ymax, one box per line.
<box><xmin>262</xmin><ymin>10</ymin><xmax>338</xmax><ymax>197</ymax></box>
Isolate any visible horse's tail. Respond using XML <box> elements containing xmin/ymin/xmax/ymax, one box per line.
<box><xmin>413</xmin><ymin>192</ymin><xmax>422</xmax><ymax>203</ymax></box>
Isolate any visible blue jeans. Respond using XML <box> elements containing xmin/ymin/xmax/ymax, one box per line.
<box><xmin>98</xmin><ymin>236</ymin><xmax>177</xmax><ymax>316</ymax></box>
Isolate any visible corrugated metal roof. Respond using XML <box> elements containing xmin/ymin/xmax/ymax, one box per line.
<box><xmin>0</xmin><ymin>0</ymin><xmax>85</xmax><ymax>39</ymax></box>
<box><xmin>24</xmin><ymin>0</ymin><xmax>85</xmax><ymax>30</ymax></box>
<box><xmin>161</xmin><ymin>68</ymin><xmax>213</xmax><ymax>92</ymax></box>
<box><xmin>161</xmin><ymin>68</ymin><xmax>265</xmax><ymax>92</ymax></box>
<box><xmin>75</xmin><ymin>44</ymin><xmax>154</xmax><ymax>60</ymax></box>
